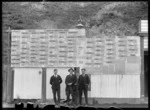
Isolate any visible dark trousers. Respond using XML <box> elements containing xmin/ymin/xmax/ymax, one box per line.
<box><xmin>72</xmin><ymin>85</ymin><xmax>78</xmax><ymax>105</ymax></box>
<box><xmin>66</xmin><ymin>86</ymin><xmax>75</xmax><ymax>105</ymax></box>
<box><xmin>52</xmin><ymin>88</ymin><xmax>60</xmax><ymax>104</ymax></box>
<box><xmin>79</xmin><ymin>88</ymin><xmax>88</xmax><ymax>105</ymax></box>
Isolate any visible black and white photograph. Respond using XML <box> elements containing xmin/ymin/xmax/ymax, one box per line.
<box><xmin>2</xmin><ymin>1</ymin><xmax>148</xmax><ymax>109</ymax></box>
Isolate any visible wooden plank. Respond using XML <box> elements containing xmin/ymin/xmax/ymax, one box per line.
<box><xmin>140</xmin><ymin>37</ymin><xmax>145</xmax><ymax>97</ymax></box>
<box><xmin>6</xmin><ymin>66</ymin><xmax>13</xmax><ymax>102</ymax></box>
<box><xmin>11</xmin><ymin>69</ymin><xmax>14</xmax><ymax>101</ymax></box>
<box><xmin>42</xmin><ymin>68</ymin><xmax>46</xmax><ymax>102</ymax></box>
<box><xmin>74</xmin><ymin>67</ymin><xmax>80</xmax><ymax>79</ymax></box>
<box><xmin>2</xmin><ymin>65</ymin><xmax>7</xmax><ymax>102</ymax></box>
<box><xmin>6</xmin><ymin>27</ymin><xmax>12</xmax><ymax>102</ymax></box>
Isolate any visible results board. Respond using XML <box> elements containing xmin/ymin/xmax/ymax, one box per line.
<box><xmin>11</xmin><ymin>29</ymin><xmax>85</xmax><ymax>67</ymax></box>
<box><xmin>11</xmin><ymin>29</ymin><xmax>141</xmax><ymax>74</ymax></box>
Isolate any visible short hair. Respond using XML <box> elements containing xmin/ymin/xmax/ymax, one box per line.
<box><xmin>54</xmin><ymin>69</ymin><xmax>57</xmax><ymax>71</ymax></box>
<box><xmin>68</xmin><ymin>68</ymin><xmax>74</xmax><ymax>72</ymax></box>
<box><xmin>81</xmin><ymin>68</ymin><xmax>86</xmax><ymax>71</ymax></box>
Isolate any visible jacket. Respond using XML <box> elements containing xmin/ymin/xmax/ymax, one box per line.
<box><xmin>65</xmin><ymin>74</ymin><xmax>77</xmax><ymax>91</ymax></box>
<box><xmin>78</xmin><ymin>74</ymin><xmax>90</xmax><ymax>90</ymax></box>
<box><xmin>50</xmin><ymin>75</ymin><xmax>62</xmax><ymax>89</ymax></box>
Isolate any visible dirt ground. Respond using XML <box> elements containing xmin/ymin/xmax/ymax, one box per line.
<box><xmin>2</xmin><ymin>97</ymin><xmax>148</xmax><ymax>108</ymax></box>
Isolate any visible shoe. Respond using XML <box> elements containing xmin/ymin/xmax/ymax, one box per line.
<box><xmin>59</xmin><ymin>103</ymin><xmax>62</xmax><ymax>106</ymax></box>
<box><xmin>69</xmin><ymin>105</ymin><xmax>73</xmax><ymax>108</ymax></box>
<box><xmin>79</xmin><ymin>104</ymin><xmax>82</xmax><ymax>106</ymax></box>
<box><xmin>73</xmin><ymin>104</ymin><xmax>78</xmax><ymax>108</ymax></box>
<box><xmin>76</xmin><ymin>104</ymin><xmax>79</xmax><ymax>108</ymax></box>
<box><xmin>85</xmin><ymin>104</ymin><xmax>88</xmax><ymax>106</ymax></box>
<box><xmin>65</xmin><ymin>103</ymin><xmax>69</xmax><ymax>107</ymax></box>
<box><xmin>63</xmin><ymin>103</ymin><xmax>67</xmax><ymax>107</ymax></box>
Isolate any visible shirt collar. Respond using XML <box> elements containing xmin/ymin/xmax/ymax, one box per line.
<box><xmin>54</xmin><ymin>74</ymin><xmax>58</xmax><ymax>77</ymax></box>
<box><xmin>82</xmin><ymin>74</ymin><xmax>85</xmax><ymax>76</ymax></box>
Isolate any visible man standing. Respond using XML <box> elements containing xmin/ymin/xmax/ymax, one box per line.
<box><xmin>65</xmin><ymin>68</ymin><xmax>77</xmax><ymax>106</ymax></box>
<box><xmin>50</xmin><ymin>69</ymin><xmax>62</xmax><ymax>105</ymax></box>
<box><xmin>78</xmin><ymin>68</ymin><xmax>90</xmax><ymax>106</ymax></box>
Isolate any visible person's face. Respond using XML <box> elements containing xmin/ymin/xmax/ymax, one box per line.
<box><xmin>69</xmin><ymin>70</ymin><xmax>73</xmax><ymax>74</ymax></box>
<box><xmin>82</xmin><ymin>69</ymin><xmax>85</xmax><ymax>74</ymax></box>
<box><xmin>54</xmin><ymin>69</ymin><xmax>57</xmax><ymax>75</ymax></box>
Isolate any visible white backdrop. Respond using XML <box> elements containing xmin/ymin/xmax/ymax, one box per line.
<box><xmin>91</xmin><ymin>74</ymin><xmax>140</xmax><ymax>98</ymax></box>
<box><xmin>13</xmin><ymin>68</ymin><xmax>42</xmax><ymax>99</ymax></box>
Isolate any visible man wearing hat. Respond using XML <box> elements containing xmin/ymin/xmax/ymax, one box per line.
<box><xmin>78</xmin><ymin>68</ymin><xmax>90</xmax><ymax>106</ymax></box>
<box><xmin>50</xmin><ymin>69</ymin><xmax>62</xmax><ymax>105</ymax></box>
<box><xmin>65</xmin><ymin>68</ymin><xmax>77</xmax><ymax>106</ymax></box>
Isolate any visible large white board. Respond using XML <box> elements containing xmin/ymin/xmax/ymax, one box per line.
<box><xmin>11</xmin><ymin>29</ymin><xmax>141</xmax><ymax>75</ymax></box>
<box><xmin>11</xmin><ymin>29</ymin><xmax>86</xmax><ymax>67</ymax></box>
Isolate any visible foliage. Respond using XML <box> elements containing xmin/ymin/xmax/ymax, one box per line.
<box><xmin>89</xmin><ymin>2</ymin><xmax>148</xmax><ymax>36</ymax></box>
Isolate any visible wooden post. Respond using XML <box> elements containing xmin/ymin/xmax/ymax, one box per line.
<box><xmin>6</xmin><ymin>66</ymin><xmax>13</xmax><ymax>102</ymax></box>
<box><xmin>42</xmin><ymin>67</ymin><xmax>46</xmax><ymax>102</ymax></box>
<box><xmin>2</xmin><ymin>65</ymin><xmax>7</xmax><ymax>102</ymax></box>
<box><xmin>2</xmin><ymin>30</ymin><xmax>9</xmax><ymax>102</ymax></box>
<box><xmin>74</xmin><ymin>67</ymin><xmax>80</xmax><ymax>104</ymax></box>
<box><xmin>6</xmin><ymin>27</ymin><xmax>14</xmax><ymax>102</ymax></box>
<box><xmin>138</xmin><ymin>19</ymin><xmax>148</xmax><ymax>98</ymax></box>
<box><xmin>74</xmin><ymin>67</ymin><xmax>80</xmax><ymax>78</ymax></box>
<box><xmin>140</xmin><ymin>36</ymin><xmax>145</xmax><ymax>97</ymax></box>
<box><xmin>11</xmin><ymin>69</ymin><xmax>14</xmax><ymax>101</ymax></box>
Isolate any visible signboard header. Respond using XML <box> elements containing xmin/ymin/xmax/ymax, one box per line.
<box><xmin>139</xmin><ymin>20</ymin><xmax>148</xmax><ymax>33</ymax></box>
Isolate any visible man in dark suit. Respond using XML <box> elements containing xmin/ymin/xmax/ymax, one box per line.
<box><xmin>78</xmin><ymin>68</ymin><xmax>90</xmax><ymax>106</ymax></box>
<box><xmin>65</xmin><ymin>68</ymin><xmax>77</xmax><ymax>106</ymax></box>
<box><xmin>50</xmin><ymin>69</ymin><xmax>62</xmax><ymax>105</ymax></box>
